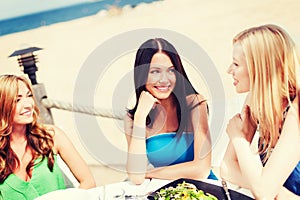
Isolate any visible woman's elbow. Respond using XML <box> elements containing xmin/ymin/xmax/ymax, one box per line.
<box><xmin>191</xmin><ymin>161</ymin><xmax>211</xmax><ymax>180</ymax></box>
<box><xmin>127</xmin><ymin>173</ymin><xmax>146</xmax><ymax>185</ymax></box>
<box><xmin>193</xmin><ymin>169</ymin><xmax>210</xmax><ymax>180</ymax></box>
<box><xmin>79</xmin><ymin>179</ymin><xmax>96</xmax><ymax>189</ymax></box>
<box><xmin>252</xmin><ymin>190</ymin><xmax>277</xmax><ymax>200</ymax></box>
<box><xmin>220</xmin><ymin>161</ymin><xmax>228</xmax><ymax>180</ymax></box>
<box><xmin>250</xmin><ymin>183</ymin><xmax>278</xmax><ymax>200</ymax></box>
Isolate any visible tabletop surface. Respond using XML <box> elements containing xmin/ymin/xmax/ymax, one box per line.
<box><xmin>34</xmin><ymin>178</ymin><xmax>254</xmax><ymax>200</ymax></box>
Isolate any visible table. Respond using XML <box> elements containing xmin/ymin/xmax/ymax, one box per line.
<box><xmin>34</xmin><ymin>179</ymin><xmax>170</xmax><ymax>200</ymax></box>
<box><xmin>35</xmin><ymin>178</ymin><xmax>254</xmax><ymax>200</ymax></box>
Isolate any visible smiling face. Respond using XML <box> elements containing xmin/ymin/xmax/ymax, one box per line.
<box><xmin>13</xmin><ymin>80</ymin><xmax>35</xmax><ymax>126</ymax></box>
<box><xmin>145</xmin><ymin>52</ymin><xmax>176</xmax><ymax>100</ymax></box>
<box><xmin>227</xmin><ymin>43</ymin><xmax>250</xmax><ymax>93</ymax></box>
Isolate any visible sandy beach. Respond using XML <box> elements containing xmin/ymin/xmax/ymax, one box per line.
<box><xmin>1</xmin><ymin>0</ymin><xmax>300</xmax><ymax>186</ymax></box>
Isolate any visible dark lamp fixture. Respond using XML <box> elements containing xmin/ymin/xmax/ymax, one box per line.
<box><xmin>9</xmin><ymin>47</ymin><xmax>43</xmax><ymax>85</ymax></box>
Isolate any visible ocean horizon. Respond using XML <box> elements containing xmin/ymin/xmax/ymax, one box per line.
<box><xmin>0</xmin><ymin>0</ymin><xmax>158</xmax><ymax>36</ymax></box>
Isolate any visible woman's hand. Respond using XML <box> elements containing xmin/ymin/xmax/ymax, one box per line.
<box><xmin>226</xmin><ymin>105</ymin><xmax>257</xmax><ymax>141</ymax></box>
<box><xmin>134</xmin><ymin>91</ymin><xmax>160</xmax><ymax>125</ymax></box>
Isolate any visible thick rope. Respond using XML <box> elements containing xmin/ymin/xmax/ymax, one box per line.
<box><xmin>41</xmin><ymin>98</ymin><xmax>124</xmax><ymax>120</ymax></box>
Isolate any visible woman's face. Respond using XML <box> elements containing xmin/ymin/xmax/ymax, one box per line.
<box><xmin>227</xmin><ymin>43</ymin><xmax>250</xmax><ymax>93</ymax></box>
<box><xmin>146</xmin><ymin>52</ymin><xmax>176</xmax><ymax>100</ymax></box>
<box><xmin>13</xmin><ymin>80</ymin><xmax>34</xmax><ymax>126</ymax></box>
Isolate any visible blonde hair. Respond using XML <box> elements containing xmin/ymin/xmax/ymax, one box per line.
<box><xmin>233</xmin><ymin>24</ymin><xmax>300</xmax><ymax>162</ymax></box>
<box><xmin>0</xmin><ymin>75</ymin><xmax>54</xmax><ymax>183</ymax></box>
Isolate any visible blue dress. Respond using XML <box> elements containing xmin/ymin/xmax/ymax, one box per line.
<box><xmin>146</xmin><ymin>132</ymin><xmax>218</xmax><ymax>180</ymax></box>
<box><xmin>283</xmin><ymin>162</ymin><xmax>300</xmax><ymax>195</ymax></box>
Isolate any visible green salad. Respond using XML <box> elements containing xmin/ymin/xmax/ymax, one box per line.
<box><xmin>154</xmin><ymin>181</ymin><xmax>218</xmax><ymax>200</ymax></box>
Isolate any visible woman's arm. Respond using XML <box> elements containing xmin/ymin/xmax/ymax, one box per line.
<box><xmin>228</xmin><ymin>102</ymin><xmax>300</xmax><ymax>199</ymax></box>
<box><xmin>221</xmin><ymin>94</ymin><xmax>256</xmax><ymax>188</ymax></box>
<box><xmin>146</xmin><ymin>94</ymin><xmax>212</xmax><ymax>180</ymax></box>
<box><xmin>125</xmin><ymin>114</ymin><xmax>148</xmax><ymax>185</ymax></box>
<box><xmin>125</xmin><ymin>91</ymin><xmax>159</xmax><ymax>185</ymax></box>
<box><xmin>52</xmin><ymin>125</ymin><xmax>96</xmax><ymax>189</ymax></box>
<box><xmin>276</xmin><ymin>187</ymin><xmax>300</xmax><ymax>200</ymax></box>
<box><xmin>220</xmin><ymin>141</ymin><xmax>251</xmax><ymax>188</ymax></box>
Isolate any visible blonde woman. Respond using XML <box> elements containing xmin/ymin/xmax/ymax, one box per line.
<box><xmin>0</xmin><ymin>75</ymin><xmax>96</xmax><ymax>200</ymax></box>
<box><xmin>221</xmin><ymin>24</ymin><xmax>300</xmax><ymax>199</ymax></box>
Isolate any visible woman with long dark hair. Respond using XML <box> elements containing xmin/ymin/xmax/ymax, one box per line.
<box><xmin>124</xmin><ymin>38</ymin><xmax>217</xmax><ymax>184</ymax></box>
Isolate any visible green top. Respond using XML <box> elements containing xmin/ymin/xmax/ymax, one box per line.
<box><xmin>0</xmin><ymin>155</ymin><xmax>66</xmax><ymax>200</ymax></box>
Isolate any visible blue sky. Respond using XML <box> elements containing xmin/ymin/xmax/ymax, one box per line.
<box><xmin>0</xmin><ymin>0</ymin><xmax>92</xmax><ymax>20</ymax></box>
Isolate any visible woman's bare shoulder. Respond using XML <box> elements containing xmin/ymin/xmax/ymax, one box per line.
<box><xmin>42</xmin><ymin>124</ymin><xmax>63</xmax><ymax>137</ymax></box>
<box><xmin>186</xmin><ymin>94</ymin><xmax>207</xmax><ymax>106</ymax></box>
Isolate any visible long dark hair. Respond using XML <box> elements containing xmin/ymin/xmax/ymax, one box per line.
<box><xmin>128</xmin><ymin>38</ymin><xmax>199</xmax><ymax>134</ymax></box>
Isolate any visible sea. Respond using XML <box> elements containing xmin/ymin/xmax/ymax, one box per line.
<box><xmin>0</xmin><ymin>0</ymin><xmax>158</xmax><ymax>36</ymax></box>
